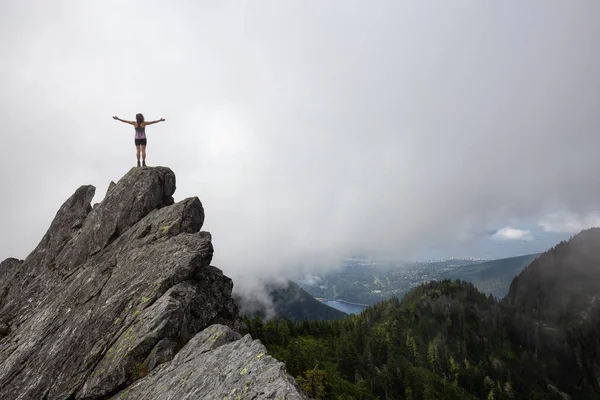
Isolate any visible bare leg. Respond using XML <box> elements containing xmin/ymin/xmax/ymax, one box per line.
<box><xmin>141</xmin><ymin>145</ymin><xmax>146</xmax><ymax>162</ymax></box>
<box><xmin>136</xmin><ymin>145</ymin><xmax>141</xmax><ymax>161</ymax></box>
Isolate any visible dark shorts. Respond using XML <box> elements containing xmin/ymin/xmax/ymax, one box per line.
<box><xmin>135</xmin><ymin>138</ymin><xmax>147</xmax><ymax>146</ymax></box>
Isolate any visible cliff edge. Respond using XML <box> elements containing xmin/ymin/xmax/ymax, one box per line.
<box><xmin>0</xmin><ymin>167</ymin><xmax>306</xmax><ymax>400</ymax></box>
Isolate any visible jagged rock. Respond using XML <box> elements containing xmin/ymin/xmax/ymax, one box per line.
<box><xmin>54</xmin><ymin>166</ymin><xmax>177</xmax><ymax>272</ymax></box>
<box><xmin>0</xmin><ymin>168</ymin><xmax>176</xmax><ymax>328</ymax></box>
<box><xmin>0</xmin><ymin>258</ymin><xmax>22</xmax><ymax>314</ymax></box>
<box><xmin>106</xmin><ymin>181</ymin><xmax>116</xmax><ymax>197</ymax></box>
<box><xmin>0</xmin><ymin>322</ymin><xmax>8</xmax><ymax>337</ymax></box>
<box><xmin>111</xmin><ymin>324</ymin><xmax>307</xmax><ymax>400</ymax></box>
<box><xmin>0</xmin><ymin>167</ymin><xmax>302</xmax><ymax>400</ymax></box>
<box><xmin>145</xmin><ymin>338</ymin><xmax>177</xmax><ymax>373</ymax></box>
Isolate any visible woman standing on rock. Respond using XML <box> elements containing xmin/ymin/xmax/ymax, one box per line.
<box><xmin>112</xmin><ymin>113</ymin><xmax>165</xmax><ymax>167</ymax></box>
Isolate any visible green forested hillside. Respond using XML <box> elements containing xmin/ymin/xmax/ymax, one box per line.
<box><xmin>440</xmin><ymin>253</ymin><xmax>540</xmax><ymax>299</ymax></box>
<box><xmin>246</xmin><ymin>229</ymin><xmax>600</xmax><ymax>399</ymax></box>
<box><xmin>503</xmin><ymin>228</ymin><xmax>600</xmax><ymax>395</ymax></box>
<box><xmin>247</xmin><ymin>280</ymin><xmax>551</xmax><ymax>399</ymax></box>
<box><xmin>267</xmin><ymin>280</ymin><xmax>348</xmax><ymax>321</ymax></box>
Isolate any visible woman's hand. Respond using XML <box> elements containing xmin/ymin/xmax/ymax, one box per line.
<box><xmin>160</xmin><ymin>118</ymin><xmax>165</xmax><ymax>122</ymax></box>
<box><xmin>112</xmin><ymin>116</ymin><xmax>119</xmax><ymax>120</ymax></box>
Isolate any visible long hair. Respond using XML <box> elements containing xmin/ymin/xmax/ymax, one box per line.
<box><xmin>136</xmin><ymin>113</ymin><xmax>144</xmax><ymax>125</ymax></box>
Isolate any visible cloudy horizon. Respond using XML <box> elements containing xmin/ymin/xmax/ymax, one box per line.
<box><xmin>1</xmin><ymin>1</ymin><xmax>599</xmax><ymax>286</ymax></box>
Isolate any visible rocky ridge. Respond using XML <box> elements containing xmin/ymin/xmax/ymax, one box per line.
<box><xmin>0</xmin><ymin>167</ymin><xmax>306</xmax><ymax>400</ymax></box>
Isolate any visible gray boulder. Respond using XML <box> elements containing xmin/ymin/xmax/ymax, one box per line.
<box><xmin>0</xmin><ymin>167</ymin><xmax>305</xmax><ymax>400</ymax></box>
<box><xmin>111</xmin><ymin>324</ymin><xmax>306</xmax><ymax>400</ymax></box>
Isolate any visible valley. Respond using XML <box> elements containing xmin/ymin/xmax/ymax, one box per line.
<box><xmin>298</xmin><ymin>254</ymin><xmax>537</xmax><ymax>309</ymax></box>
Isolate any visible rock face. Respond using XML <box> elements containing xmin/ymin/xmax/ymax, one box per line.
<box><xmin>112</xmin><ymin>324</ymin><xmax>306</xmax><ymax>400</ymax></box>
<box><xmin>0</xmin><ymin>167</ymin><xmax>306</xmax><ymax>400</ymax></box>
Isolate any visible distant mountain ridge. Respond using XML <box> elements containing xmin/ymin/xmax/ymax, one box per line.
<box><xmin>439</xmin><ymin>253</ymin><xmax>540</xmax><ymax>299</ymax></box>
<box><xmin>299</xmin><ymin>255</ymin><xmax>534</xmax><ymax>305</ymax></box>
<box><xmin>236</xmin><ymin>280</ymin><xmax>347</xmax><ymax>321</ymax></box>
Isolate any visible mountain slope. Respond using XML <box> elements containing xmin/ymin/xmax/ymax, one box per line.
<box><xmin>502</xmin><ymin>228</ymin><xmax>600</xmax><ymax>394</ymax></box>
<box><xmin>506</xmin><ymin>228</ymin><xmax>600</xmax><ymax>322</ymax></box>
<box><xmin>440</xmin><ymin>253</ymin><xmax>540</xmax><ymax>299</ymax></box>
<box><xmin>247</xmin><ymin>229</ymin><xmax>600</xmax><ymax>399</ymax></box>
<box><xmin>248</xmin><ymin>280</ymin><xmax>537</xmax><ymax>399</ymax></box>
<box><xmin>237</xmin><ymin>280</ymin><xmax>347</xmax><ymax>321</ymax></box>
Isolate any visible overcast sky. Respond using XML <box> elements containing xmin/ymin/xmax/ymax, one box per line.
<box><xmin>1</xmin><ymin>1</ymin><xmax>599</xmax><ymax>286</ymax></box>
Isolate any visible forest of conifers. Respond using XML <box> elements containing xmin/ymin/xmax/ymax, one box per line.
<box><xmin>246</xmin><ymin>277</ymin><xmax>600</xmax><ymax>399</ymax></box>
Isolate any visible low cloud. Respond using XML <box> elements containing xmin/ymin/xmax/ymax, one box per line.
<box><xmin>297</xmin><ymin>274</ymin><xmax>323</xmax><ymax>287</ymax></box>
<box><xmin>492</xmin><ymin>227</ymin><xmax>534</xmax><ymax>241</ymax></box>
<box><xmin>539</xmin><ymin>213</ymin><xmax>600</xmax><ymax>234</ymax></box>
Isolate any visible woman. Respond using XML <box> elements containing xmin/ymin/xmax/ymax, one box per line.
<box><xmin>112</xmin><ymin>113</ymin><xmax>165</xmax><ymax>167</ymax></box>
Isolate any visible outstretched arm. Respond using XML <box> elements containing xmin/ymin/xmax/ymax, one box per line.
<box><xmin>144</xmin><ymin>118</ymin><xmax>166</xmax><ymax>125</ymax></box>
<box><xmin>112</xmin><ymin>116</ymin><xmax>135</xmax><ymax>125</ymax></box>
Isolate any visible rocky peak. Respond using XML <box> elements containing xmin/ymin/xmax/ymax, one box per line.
<box><xmin>0</xmin><ymin>167</ymin><xmax>306</xmax><ymax>400</ymax></box>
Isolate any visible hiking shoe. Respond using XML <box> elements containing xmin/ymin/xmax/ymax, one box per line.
<box><xmin>142</xmin><ymin>161</ymin><xmax>147</xmax><ymax>167</ymax></box>
<box><xmin>137</xmin><ymin>161</ymin><xmax>141</xmax><ymax>167</ymax></box>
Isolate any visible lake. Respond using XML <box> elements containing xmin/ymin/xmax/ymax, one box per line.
<box><xmin>324</xmin><ymin>300</ymin><xmax>368</xmax><ymax>315</ymax></box>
